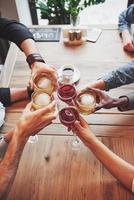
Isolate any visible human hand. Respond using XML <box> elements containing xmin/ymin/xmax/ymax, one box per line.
<box><xmin>30</xmin><ymin>62</ymin><xmax>58</xmax><ymax>90</ymax></box>
<box><xmin>89</xmin><ymin>88</ymin><xmax>119</xmax><ymax>111</ymax></box>
<box><xmin>78</xmin><ymin>88</ymin><xmax>118</xmax><ymax>111</ymax></box>
<box><xmin>78</xmin><ymin>80</ymin><xmax>106</xmax><ymax>95</ymax></box>
<box><xmin>16</xmin><ymin>100</ymin><xmax>57</xmax><ymax>139</ymax></box>
<box><xmin>122</xmin><ymin>30</ymin><xmax>134</xmax><ymax>52</ymax></box>
<box><xmin>72</xmin><ymin>116</ymin><xmax>95</xmax><ymax>146</ymax></box>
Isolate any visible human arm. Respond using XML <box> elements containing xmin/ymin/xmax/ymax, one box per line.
<box><xmin>0</xmin><ymin>17</ymin><xmax>33</xmax><ymax>48</ymax></box>
<box><xmin>0</xmin><ymin>17</ymin><xmax>57</xmax><ymax>89</ymax></box>
<box><xmin>20</xmin><ymin>39</ymin><xmax>57</xmax><ymax>90</ymax></box>
<box><xmin>80</xmin><ymin>87</ymin><xmax>134</xmax><ymax>112</ymax></box>
<box><xmin>73</xmin><ymin>117</ymin><xmax>134</xmax><ymax>192</ymax></box>
<box><xmin>118</xmin><ymin>5</ymin><xmax>134</xmax><ymax>52</ymax></box>
<box><xmin>0</xmin><ymin>87</ymin><xmax>31</xmax><ymax>107</ymax></box>
<box><xmin>84</xmin><ymin>60</ymin><xmax>134</xmax><ymax>91</ymax></box>
<box><xmin>0</xmin><ymin>100</ymin><xmax>57</xmax><ymax>199</ymax></box>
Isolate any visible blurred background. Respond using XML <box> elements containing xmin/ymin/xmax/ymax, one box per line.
<box><xmin>0</xmin><ymin>0</ymin><xmax>129</xmax><ymax>65</ymax></box>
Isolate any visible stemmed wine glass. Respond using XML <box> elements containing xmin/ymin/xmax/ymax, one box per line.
<box><xmin>57</xmin><ymin>84</ymin><xmax>80</xmax><ymax>150</ymax></box>
<box><xmin>59</xmin><ymin>107</ymin><xmax>80</xmax><ymax>150</ymax></box>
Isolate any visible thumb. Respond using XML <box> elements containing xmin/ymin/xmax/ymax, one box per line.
<box><xmin>95</xmin><ymin>103</ymin><xmax>103</xmax><ymax>111</ymax></box>
<box><xmin>24</xmin><ymin>102</ymin><xmax>33</xmax><ymax>111</ymax></box>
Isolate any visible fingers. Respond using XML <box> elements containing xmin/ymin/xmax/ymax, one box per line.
<box><xmin>29</xmin><ymin>122</ymin><xmax>52</xmax><ymax>136</ymax></box>
<box><xmin>124</xmin><ymin>42</ymin><xmax>134</xmax><ymax>52</ymax></box>
<box><xmin>35</xmin><ymin>100</ymin><xmax>56</xmax><ymax>116</ymax></box>
<box><xmin>95</xmin><ymin>104</ymin><xmax>102</xmax><ymax>111</ymax></box>
<box><xmin>74</xmin><ymin>120</ymin><xmax>83</xmax><ymax>131</ymax></box>
<box><xmin>29</xmin><ymin>78</ymin><xmax>34</xmax><ymax>90</ymax></box>
<box><xmin>41</xmin><ymin>111</ymin><xmax>57</xmax><ymax>122</ymax></box>
<box><xmin>78</xmin><ymin>115</ymin><xmax>88</xmax><ymax>128</ymax></box>
<box><xmin>24</xmin><ymin>102</ymin><xmax>33</xmax><ymax>112</ymax></box>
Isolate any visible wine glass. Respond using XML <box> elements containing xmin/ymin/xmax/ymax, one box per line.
<box><xmin>58</xmin><ymin>64</ymin><xmax>75</xmax><ymax>85</ymax></box>
<box><xmin>59</xmin><ymin>107</ymin><xmax>80</xmax><ymax>150</ymax></box>
<box><xmin>75</xmin><ymin>90</ymin><xmax>96</xmax><ymax>115</ymax></box>
<box><xmin>57</xmin><ymin>84</ymin><xmax>76</xmax><ymax>106</ymax></box>
<box><xmin>28</xmin><ymin>90</ymin><xmax>54</xmax><ymax>144</ymax></box>
<box><xmin>33</xmin><ymin>72</ymin><xmax>54</xmax><ymax>95</ymax></box>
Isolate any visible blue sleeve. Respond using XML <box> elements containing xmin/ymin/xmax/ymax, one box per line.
<box><xmin>118</xmin><ymin>4</ymin><xmax>134</xmax><ymax>33</ymax></box>
<box><xmin>101</xmin><ymin>60</ymin><xmax>134</xmax><ymax>91</ymax></box>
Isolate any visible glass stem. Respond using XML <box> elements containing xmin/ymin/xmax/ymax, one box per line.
<box><xmin>73</xmin><ymin>133</ymin><xmax>79</xmax><ymax>143</ymax></box>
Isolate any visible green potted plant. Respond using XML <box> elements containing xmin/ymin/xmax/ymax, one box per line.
<box><xmin>35</xmin><ymin>0</ymin><xmax>105</xmax><ymax>25</ymax></box>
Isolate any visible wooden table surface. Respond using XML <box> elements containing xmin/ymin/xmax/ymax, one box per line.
<box><xmin>2</xmin><ymin>26</ymin><xmax>134</xmax><ymax>200</ymax></box>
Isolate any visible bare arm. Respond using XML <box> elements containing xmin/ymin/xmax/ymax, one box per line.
<box><xmin>20</xmin><ymin>39</ymin><xmax>57</xmax><ymax>90</ymax></box>
<box><xmin>0</xmin><ymin>100</ymin><xmax>56</xmax><ymax>199</ymax></box>
<box><xmin>86</xmin><ymin>135</ymin><xmax>134</xmax><ymax>190</ymax></box>
<box><xmin>0</xmin><ymin>128</ymin><xmax>27</xmax><ymax>199</ymax></box>
<box><xmin>10</xmin><ymin>88</ymin><xmax>29</xmax><ymax>103</ymax></box>
<box><xmin>74</xmin><ymin>117</ymin><xmax>134</xmax><ymax>192</ymax></box>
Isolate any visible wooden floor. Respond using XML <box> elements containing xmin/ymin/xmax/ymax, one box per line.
<box><xmin>1</xmin><ymin>26</ymin><xmax>134</xmax><ymax>200</ymax></box>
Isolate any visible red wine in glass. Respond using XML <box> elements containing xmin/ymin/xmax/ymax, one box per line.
<box><xmin>59</xmin><ymin>107</ymin><xmax>80</xmax><ymax>150</ymax></box>
<box><xmin>57</xmin><ymin>84</ymin><xmax>76</xmax><ymax>104</ymax></box>
<box><xmin>59</xmin><ymin>107</ymin><xmax>79</xmax><ymax>127</ymax></box>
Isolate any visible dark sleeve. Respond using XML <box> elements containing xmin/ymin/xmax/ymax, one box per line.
<box><xmin>0</xmin><ymin>88</ymin><xmax>11</xmax><ymax>107</ymax></box>
<box><xmin>0</xmin><ymin>17</ymin><xmax>34</xmax><ymax>49</ymax></box>
<box><xmin>118</xmin><ymin>92</ymin><xmax>134</xmax><ymax>111</ymax></box>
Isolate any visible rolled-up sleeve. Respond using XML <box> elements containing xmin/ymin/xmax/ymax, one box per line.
<box><xmin>118</xmin><ymin>4</ymin><xmax>134</xmax><ymax>33</ymax></box>
<box><xmin>117</xmin><ymin>93</ymin><xmax>134</xmax><ymax>111</ymax></box>
<box><xmin>101</xmin><ymin>60</ymin><xmax>134</xmax><ymax>91</ymax></box>
<box><xmin>0</xmin><ymin>17</ymin><xmax>34</xmax><ymax>49</ymax></box>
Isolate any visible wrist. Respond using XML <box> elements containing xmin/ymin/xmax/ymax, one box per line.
<box><xmin>3</xmin><ymin>129</ymin><xmax>14</xmax><ymax>143</ymax></box>
<box><xmin>26</xmin><ymin>53</ymin><xmax>45</xmax><ymax>70</ymax></box>
<box><xmin>115</xmin><ymin>96</ymin><xmax>128</xmax><ymax>107</ymax></box>
<box><xmin>81</xmin><ymin>131</ymin><xmax>97</xmax><ymax>147</ymax></box>
<box><xmin>14</xmin><ymin>123</ymin><xmax>29</xmax><ymax>142</ymax></box>
<box><xmin>31</xmin><ymin>61</ymin><xmax>47</xmax><ymax>71</ymax></box>
<box><xmin>87</xmin><ymin>80</ymin><xmax>106</xmax><ymax>90</ymax></box>
<box><xmin>84</xmin><ymin>133</ymin><xmax>100</xmax><ymax>149</ymax></box>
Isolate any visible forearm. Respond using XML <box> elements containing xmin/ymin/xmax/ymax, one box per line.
<box><xmin>100</xmin><ymin>60</ymin><xmax>134</xmax><ymax>91</ymax></box>
<box><xmin>0</xmin><ymin>128</ymin><xmax>27</xmax><ymax>199</ymax></box>
<box><xmin>84</xmin><ymin>135</ymin><xmax>134</xmax><ymax>191</ymax></box>
<box><xmin>20</xmin><ymin>39</ymin><xmax>39</xmax><ymax>57</ymax></box>
<box><xmin>118</xmin><ymin>7</ymin><xmax>131</xmax><ymax>33</ymax></box>
<box><xmin>10</xmin><ymin>88</ymin><xmax>29</xmax><ymax>103</ymax></box>
<box><xmin>0</xmin><ymin>87</ymin><xmax>29</xmax><ymax>107</ymax></box>
<box><xmin>0</xmin><ymin>130</ymin><xmax>14</xmax><ymax>159</ymax></box>
<box><xmin>87</xmin><ymin>80</ymin><xmax>106</xmax><ymax>90</ymax></box>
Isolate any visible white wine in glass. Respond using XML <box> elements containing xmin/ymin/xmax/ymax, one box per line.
<box><xmin>75</xmin><ymin>90</ymin><xmax>96</xmax><ymax>115</ymax></box>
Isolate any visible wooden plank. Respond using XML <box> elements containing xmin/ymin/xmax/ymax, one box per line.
<box><xmin>6</xmin><ymin>135</ymin><xmax>134</xmax><ymax>200</ymax></box>
<box><xmin>1</xmin><ymin>113</ymin><xmax>134</xmax><ymax>137</ymax></box>
<box><xmin>10</xmin><ymin>60</ymin><xmax>134</xmax><ymax>87</ymax></box>
<box><xmin>3</xmin><ymin>27</ymin><xmax>134</xmax><ymax>200</ymax></box>
<box><xmin>3</xmin><ymin>111</ymin><xmax>134</xmax><ymax>126</ymax></box>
